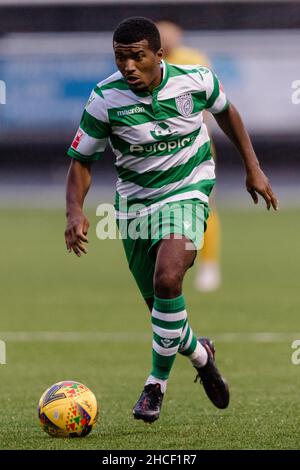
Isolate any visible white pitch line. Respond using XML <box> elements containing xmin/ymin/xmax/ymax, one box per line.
<box><xmin>0</xmin><ymin>331</ymin><xmax>299</xmax><ymax>343</ymax></box>
<box><xmin>0</xmin><ymin>331</ymin><xmax>150</xmax><ymax>342</ymax></box>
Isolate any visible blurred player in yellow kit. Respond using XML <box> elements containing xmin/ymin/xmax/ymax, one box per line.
<box><xmin>156</xmin><ymin>20</ymin><xmax>221</xmax><ymax>291</ymax></box>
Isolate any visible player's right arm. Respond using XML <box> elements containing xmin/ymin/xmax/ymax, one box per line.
<box><xmin>64</xmin><ymin>85</ymin><xmax>110</xmax><ymax>256</ymax></box>
<box><xmin>65</xmin><ymin>159</ymin><xmax>92</xmax><ymax>257</ymax></box>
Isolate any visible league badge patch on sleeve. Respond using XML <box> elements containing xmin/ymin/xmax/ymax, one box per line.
<box><xmin>71</xmin><ymin>129</ymin><xmax>84</xmax><ymax>149</ymax></box>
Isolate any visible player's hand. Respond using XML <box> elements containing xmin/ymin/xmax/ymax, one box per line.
<box><xmin>246</xmin><ymin>166</ymin><xmax>278</xmax><ymax>211</ymax></box>
<box><xmin>65</xmin><ymin>212</ymin><xmax>89</xmax><ymax>257</ymax></box>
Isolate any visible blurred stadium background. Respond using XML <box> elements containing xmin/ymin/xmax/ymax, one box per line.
<box><xmin>0</xmin><ymin>0</ymin><xmax>299</xmax><ymax>207</ymax></box>
<box><xmin>0</xmin><ymin>0</ymin><xmax>300</xmax><ymax>450</ymax></box>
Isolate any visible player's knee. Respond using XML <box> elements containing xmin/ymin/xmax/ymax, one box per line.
<box><xmin>153</xmin><ymin>269</ymin><xmax>182</xmax><ymax>297</ymax></box>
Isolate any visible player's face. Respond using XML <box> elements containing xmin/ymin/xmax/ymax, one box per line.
<box><xmin>114</xmin><ymin>39</ymin><xmax>163</xmax><ymax>93</ymax></box>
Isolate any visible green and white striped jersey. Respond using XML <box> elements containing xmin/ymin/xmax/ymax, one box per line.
<box><xmin>68</xmin><ymin>60</ymin><xmax>228</xmax><ymax>218</ymax></box>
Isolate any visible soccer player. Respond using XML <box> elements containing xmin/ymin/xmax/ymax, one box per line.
<box><xmin>156</xmin><ymin>19</ymin><xmax>222</xmax><ymax>292</ymax></box>
<box><xmin>65</xmin><ymin>17</ymin><xmax>278</xmax><ymax>423</ymax></box>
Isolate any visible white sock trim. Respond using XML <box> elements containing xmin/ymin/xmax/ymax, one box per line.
<box><xmin>145</xmin><ymin>375</ymin><xmax>167</xmax><ymax>394</ymax></box>
<box><xmin>189</xmin><ymin>341</ymin><xmax>208</xmax><ymax>368</ymax></box>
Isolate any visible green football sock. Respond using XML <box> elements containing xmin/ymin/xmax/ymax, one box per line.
<box><xmin>150</xmin><ymin>295</ymin><xmax>186</xmax><ymax>380</ymax></box>
<box><xmin>178</xmin><ymin>318</ymin><xmax>198</xmax><ymax>356</ymax></box>
<box><xmin>178</xmin><ymin>318</ymin><xmax>208</xmax><ymax>367</ymax></box>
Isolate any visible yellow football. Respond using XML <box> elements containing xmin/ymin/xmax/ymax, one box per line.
<box><xmin>38</xmin><ymin>380</ymin><xmax>98</xmax><ymax>437</ymax></box>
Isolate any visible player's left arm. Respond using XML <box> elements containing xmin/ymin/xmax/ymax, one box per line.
<box><xmin>200</xmin><ymin>66</ymin><xmax>278</xmax><ymax>211</ymax></box>
<box><xmin>213</xmin><ymin>103</ymin><xmax>278</xmax><ymax>211</ymax></box>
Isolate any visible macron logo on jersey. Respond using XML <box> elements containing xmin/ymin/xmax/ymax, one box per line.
<box><xmin>117</xmin><ymin>106</ymin><xmax>145</xmax><ymax>117</ymax></box>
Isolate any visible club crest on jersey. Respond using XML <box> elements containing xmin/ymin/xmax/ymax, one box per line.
<box><xmin>175</xmin><ymin>93</ymin><xmax>194</xmax><ymax>117</ymax></box>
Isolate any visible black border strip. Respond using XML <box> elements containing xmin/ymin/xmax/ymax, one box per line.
<box><xmin>0</xmin><ymin>2</ymin><xmax>300</xmax><ymax>33</ymax></box>
<box><xmin>1</xmin><ymin>449</ymin><xmax>300</xmax><ymax>463</ymax></box>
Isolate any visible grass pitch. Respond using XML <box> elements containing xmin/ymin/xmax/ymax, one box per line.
<box><xmin>0</xmin><ymin>207</ymin><xmax>299</xmax><ymax>449</ymax></box>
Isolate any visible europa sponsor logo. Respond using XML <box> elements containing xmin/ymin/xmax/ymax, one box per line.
<box><xmin>130</xmin><ymin>136</ymin><xmax>192</xmax><ymax>154</ymax></box>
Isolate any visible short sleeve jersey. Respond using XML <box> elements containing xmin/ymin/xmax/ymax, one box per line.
<box><xmin>68</xmin><ymin>60</ymin><xmax>228</xmax><ymax>217</ymax></box>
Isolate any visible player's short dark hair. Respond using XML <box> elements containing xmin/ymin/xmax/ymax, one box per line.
<box><xmin>113</xmin><ymin>17</ymin><xmax>161</xmax><ymax>53</ymax></box>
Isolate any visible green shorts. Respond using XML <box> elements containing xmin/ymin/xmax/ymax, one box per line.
<box><xmin>117</xmin><ymin>199</ymin><xmax>209</xmax><ymax>300</ymax></box>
